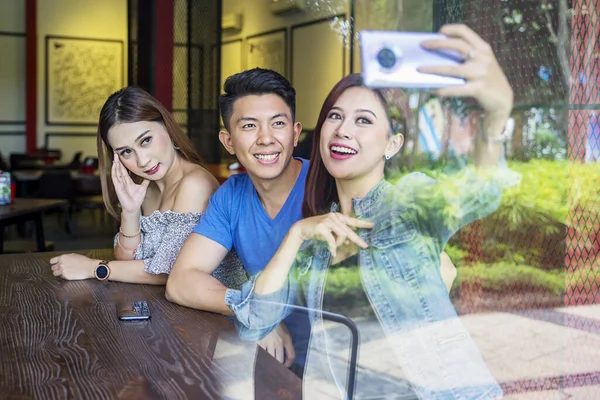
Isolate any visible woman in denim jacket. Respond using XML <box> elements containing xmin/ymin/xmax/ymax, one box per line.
<box><xmin>226</xmin><ymin>25</ymin><xmax>519</xmax><ymax>399</ymax></box>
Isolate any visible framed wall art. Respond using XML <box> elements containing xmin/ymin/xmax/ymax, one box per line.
<box><xmin>45</xmin><ymin>36</ymin><xmax>124</xmax><ymax>125</ymax></box>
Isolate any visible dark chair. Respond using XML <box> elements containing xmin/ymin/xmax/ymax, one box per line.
<box><xmin>37</xmin><ymin>170</ymin><xmax>75</xmax><ymax>234</ymax></box>
<box><xmin>74</xmin><ymin>174</ymin><xmax>107</xmax><ymax>223</ymax></box>
<box><xmin>65</xmin><ymin>151</ymin><xmax>83</xmax><ymax>170</ymax></box>
<box><xmin>9</xmin><ymin>153</ymin><xmax>38</xmax><ymax>171</ymax></box>
<box><xmin>37</xmin><ymin>147</ymin><xmax>63</xmax><ymax>161</ymax></box>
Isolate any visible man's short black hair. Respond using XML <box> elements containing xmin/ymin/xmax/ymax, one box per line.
<box><xmin>219</xmin><ymin>68</ymin><xmax>296</xmax><ymax>131</ymax></box>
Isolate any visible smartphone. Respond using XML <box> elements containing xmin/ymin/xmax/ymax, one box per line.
<box><xmin>117</xmin><ymin>300</ymin><xmax>151</xmax><ymax>321</ymax></box>
<box><xmin>360</xmin><ymin>30</ymin><xmax>466</xmax><ymax>89</ymax></box>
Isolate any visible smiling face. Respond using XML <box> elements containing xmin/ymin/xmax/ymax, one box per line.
<box><xmin>107</xmin><ymin>121</ymin><xmax>176</xmax><ymax>180</ymax></box>
<box><xmin>219</xmin><ymin>94</ymin><xmax>301</xmax><ymax>181</ymax></box>
<box><xmin>319</xmin><ymin>86</ymin><xmax>403</xmax><ymax>183</ymax></box>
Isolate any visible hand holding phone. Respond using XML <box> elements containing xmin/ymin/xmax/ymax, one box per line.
<box><xmin>360</xmin><ymin>31</ymin><xmax>466</xmax><ymax>89</ymax></box>
<box><xmin>117</xmin><ymin>300</ymin><xmax>151</xmax><ymax>321</ymax></box>
<box><xmin>361</xmin><ymin>25</ymin><xmax>513</xmax><ymax>121</ymax></box>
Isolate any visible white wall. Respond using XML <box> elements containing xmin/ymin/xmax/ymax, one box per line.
<box><xmin>221</xmin><ymin>0</ymin><xmax>351</xmax><ymax>129</ymax></box>
<box><xmin>220</xmin><ymin>0</ymin><xmax>433</xmax><ymax>130</ymax></box>
<box><xmin>222</xmin><ymin>0</ymin><xmax>349</xmax><ymax>41</ymax></box>
<box><xmin>0</xmin><ymin>0</ymin><xmax>26</xmax><ymax>159</ymax></box>
<box><xmin>37</xmin><ymin>0</ymin><xmax>128</xmax><ymax>163</ymax></box>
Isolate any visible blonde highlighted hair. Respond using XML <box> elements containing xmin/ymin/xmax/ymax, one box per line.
<box><xmin>97</xmin><ymin>87</ymin><xmax>203</xmax><ymax>219</ymax></box>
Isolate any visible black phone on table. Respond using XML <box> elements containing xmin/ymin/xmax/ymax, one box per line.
<box><xmin>117</xmin><ymin>300</ymin><xmax>151</xmax><ymax>321</ymax></box>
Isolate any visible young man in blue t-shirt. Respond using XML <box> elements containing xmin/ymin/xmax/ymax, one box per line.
<box><xmin>167</xmin><ymin>68</ymin><xmax>310</xmax><ymax>374</ymax></box>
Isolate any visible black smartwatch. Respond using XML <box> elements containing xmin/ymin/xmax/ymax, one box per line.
<box><xmin>94</xmin><ymin>260</ymin><xmax>111</xmax><ymax>281</ymax></box>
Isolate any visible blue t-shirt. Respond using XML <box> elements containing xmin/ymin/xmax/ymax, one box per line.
<box><xmin>192</xmin><ymin>158</ymin><xmax>310</xmax><ymax>366</ymax></box>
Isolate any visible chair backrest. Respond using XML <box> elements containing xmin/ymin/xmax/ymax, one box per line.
<box><xmin>9</xmin><ymin>153</ymin><xmax>36</xmax><ymax>171</ymax></box>
<box><xmin>64</xmin><ymin>151</ymin><xmax>84</xmax><ymax>170</ymax></box>
<box><xmin>72</xmin><ymin>151</ymin><xmax>83</xmax><ymax>163</ymax></box>
<box><xmin>38</xmin><ymin>148</ymin><xmax>63</xmax><ymax>160</ymax></box>
<box><xmin>38</xmin><ymin>170</ymin><xmax>75</xmax><ymax>200</ymax></box>
<box><xmin>75</xmin><ymin>175</ymin><xmax>102</xmax><ymax>196</ymax></box>
<box><xmin>251</xmin><ymin>301</ymin><xmax>359</xmax><ymax>399</ymax></box>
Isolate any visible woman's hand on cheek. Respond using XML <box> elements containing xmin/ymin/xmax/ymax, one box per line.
<box><xmin>111</xmin><ymin>152</ymin><xmax>150</xmax><ymax>215</ymax></box>
<box><xmin>292</xmin><ymin>213</ymin><xmax>374</xmax><ymax>257</ymax></box>
<box><xmin>418</xmin><ymin>24</ymin><xmax>513</xmax><ymax>119</ymax></box>
<box><xmin>49</xmin><ymin>254</ymin><xmax>99</xmax><ymax>280</ymax></box>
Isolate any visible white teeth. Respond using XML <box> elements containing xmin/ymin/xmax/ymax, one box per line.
<box><xmin>331</xmin><ymin>145</ymin><xmax>357</xmax><ymax>154</ymax></box>
<box><xmin>255</xmin><ymin>153</ymin><xmax>279</xmax><ymax>161</ymax></box>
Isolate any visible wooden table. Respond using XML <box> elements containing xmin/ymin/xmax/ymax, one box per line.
<box><xmin>0</xmin><ymin>249</ymin><xmax>302</xmax><ymax>399</ymax></box>
<box><xmin>0</xmin><ymin>198</ymin><xmax>68</xmax><ymax>254</ymax></box>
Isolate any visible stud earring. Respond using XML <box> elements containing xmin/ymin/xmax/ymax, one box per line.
<box><xmin>385</xmin><ymin>154</ymin><xmax>391</xmax><ymax>160</ymax></box>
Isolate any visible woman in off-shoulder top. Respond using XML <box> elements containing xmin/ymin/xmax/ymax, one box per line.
<box><xmin>49</xmin><ymin>87</ymin><xmax>247</xmax><ymax>289</ymax></box>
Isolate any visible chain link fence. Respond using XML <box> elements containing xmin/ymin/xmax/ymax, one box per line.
<box><xmin>431</xmin><ymin>0</ymin><xmax>599</xmax><ymax>396</ymax></box>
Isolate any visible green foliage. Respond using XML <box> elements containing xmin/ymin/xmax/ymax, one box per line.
<box><xmin>445</xmin><ymin>244</ymin><xmax>467</xmax><ymax>264</ymax></box>
<box><xmin>387</xmin><ymin>158</ymin><xmax>600</xmax><ymax>269</ymax></box>
<box><xmin>567</xmin><ymin>162</ymin><xmax>600</xmax><ymax>210</ymax></box>
<box><xmin>325</xmin><ymin>266</ymin><xmax>363</xmax><ymax>297</ymax></box>
<box><xmin>454</xmin><ymin>263</ymin><xmax>566</xmax><ymax>296</ymax></box>
<box><xmin>322</xmin><ymin>263</ymin><xmax>572</xmax><ymax>308</ymax></box>
<box><xmin>493</xmin><ymin>159</ymin><xmax>600</xmax><ymax>234</ymax></box>
<box><xmin>497</xmin><ymin>159</ymin><xmax>569</xmax><ymax>233</ymax></box>
<box><xmin>389</xmin><ymin>158</ymin><xmax>599</xmax><ymax>230</ymax></box>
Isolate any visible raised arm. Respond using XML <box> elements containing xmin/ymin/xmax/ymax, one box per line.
<box><xmin>419</xmin><ymin>23</ymin><xmax>514</xmax><ymax>168</ymax></box>
<box><xmin>111</xmin><ymin>152</ymin><xmax>149</xmax><ymax>260</ymax></box>
<box><xmin>51</xmin><ymin>171</ymin><xmax>219</xmax><ymax>285</ymax></box>
<box><xmin>409</xmin><ymin>24</ymin><xmax>520</xmax><ymax>250</ymax></box>
<box><xmin>114</xmin><ymin>210</ymin><xmax>142</xmax><ymax>260</ymax></box>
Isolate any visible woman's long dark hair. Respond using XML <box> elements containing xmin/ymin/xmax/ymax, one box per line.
<box><xmin>97</xmin><ymin>87</ymin><xmax>204</xmax><ymax>219</ymax></box>
<box><xmin>301</xmin><ymin>74</ymin><xmax>408</xmax><ymax>218</ymax></box>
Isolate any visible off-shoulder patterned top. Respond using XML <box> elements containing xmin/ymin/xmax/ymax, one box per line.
<box><xmin>113</xmin><ymin>210</ymin><xmax>247</xmax><ymax>289</ymax></box>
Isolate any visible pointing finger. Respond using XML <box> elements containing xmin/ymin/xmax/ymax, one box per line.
<box><xmin>338</xmin><ymin>215</ymin><xmax>375</xmax><ymax>229</ymax></box>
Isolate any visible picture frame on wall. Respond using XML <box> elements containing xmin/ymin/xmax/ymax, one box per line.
<box><xmin>0</xmin><ymin>33</ymin><xmax>26</xmax><ymax>125</ymax></box>
<box><xmin>45</xmin><ymin>36</ymin><xmax>124</xmax><ymax>126</ymax></box>
<box><xmin>245</xmin><ymin>28</ymin><xmax>288</xmax><ymax>78</ymax></box>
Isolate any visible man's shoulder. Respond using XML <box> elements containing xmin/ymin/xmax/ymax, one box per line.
<box><xmin>298</xmin><ymin>158</ymin><xmax>310</xmax><ymax>169</ymax></box>
<box><xmin>296</xmin><ymin>157</ymin><xmax>310</xmax><ymax>185</ymax></box>
<box><xmin>214</xmin><ymin>171</ymin><xmax>252</xmax><ymax>197</ymax></box>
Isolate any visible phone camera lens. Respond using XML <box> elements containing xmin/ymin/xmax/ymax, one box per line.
<box><xmin>377</xmin><ymin>47</ymin><xmax>397</xmax><ymax>70</ymax></box>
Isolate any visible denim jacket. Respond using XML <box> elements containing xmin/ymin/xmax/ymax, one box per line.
<box><xmin>225</xmin><ymin>168</ymin><xmax>520</xmax><ymax>399</ymax></box>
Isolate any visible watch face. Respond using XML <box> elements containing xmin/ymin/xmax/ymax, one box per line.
<box><xmin>96</xmin><ymin>264</ymin><xmax>109</xmax><ymax>280</ymax></box>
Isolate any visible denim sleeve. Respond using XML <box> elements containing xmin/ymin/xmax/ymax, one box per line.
<box><xmin>404</xmin><ymin>162</ymin><xmax>521</xmax><ymax>251</ymax></box>
<box><xmin>224</xmin><ymin>266</ymin><xmax>299</xmax><ymax>341</ymax></box>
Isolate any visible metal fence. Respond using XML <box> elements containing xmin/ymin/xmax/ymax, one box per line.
<box><xmin>434</xmin><ymin>0</ymin><xmax>599</xmax><ymax>396</ymax></box>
